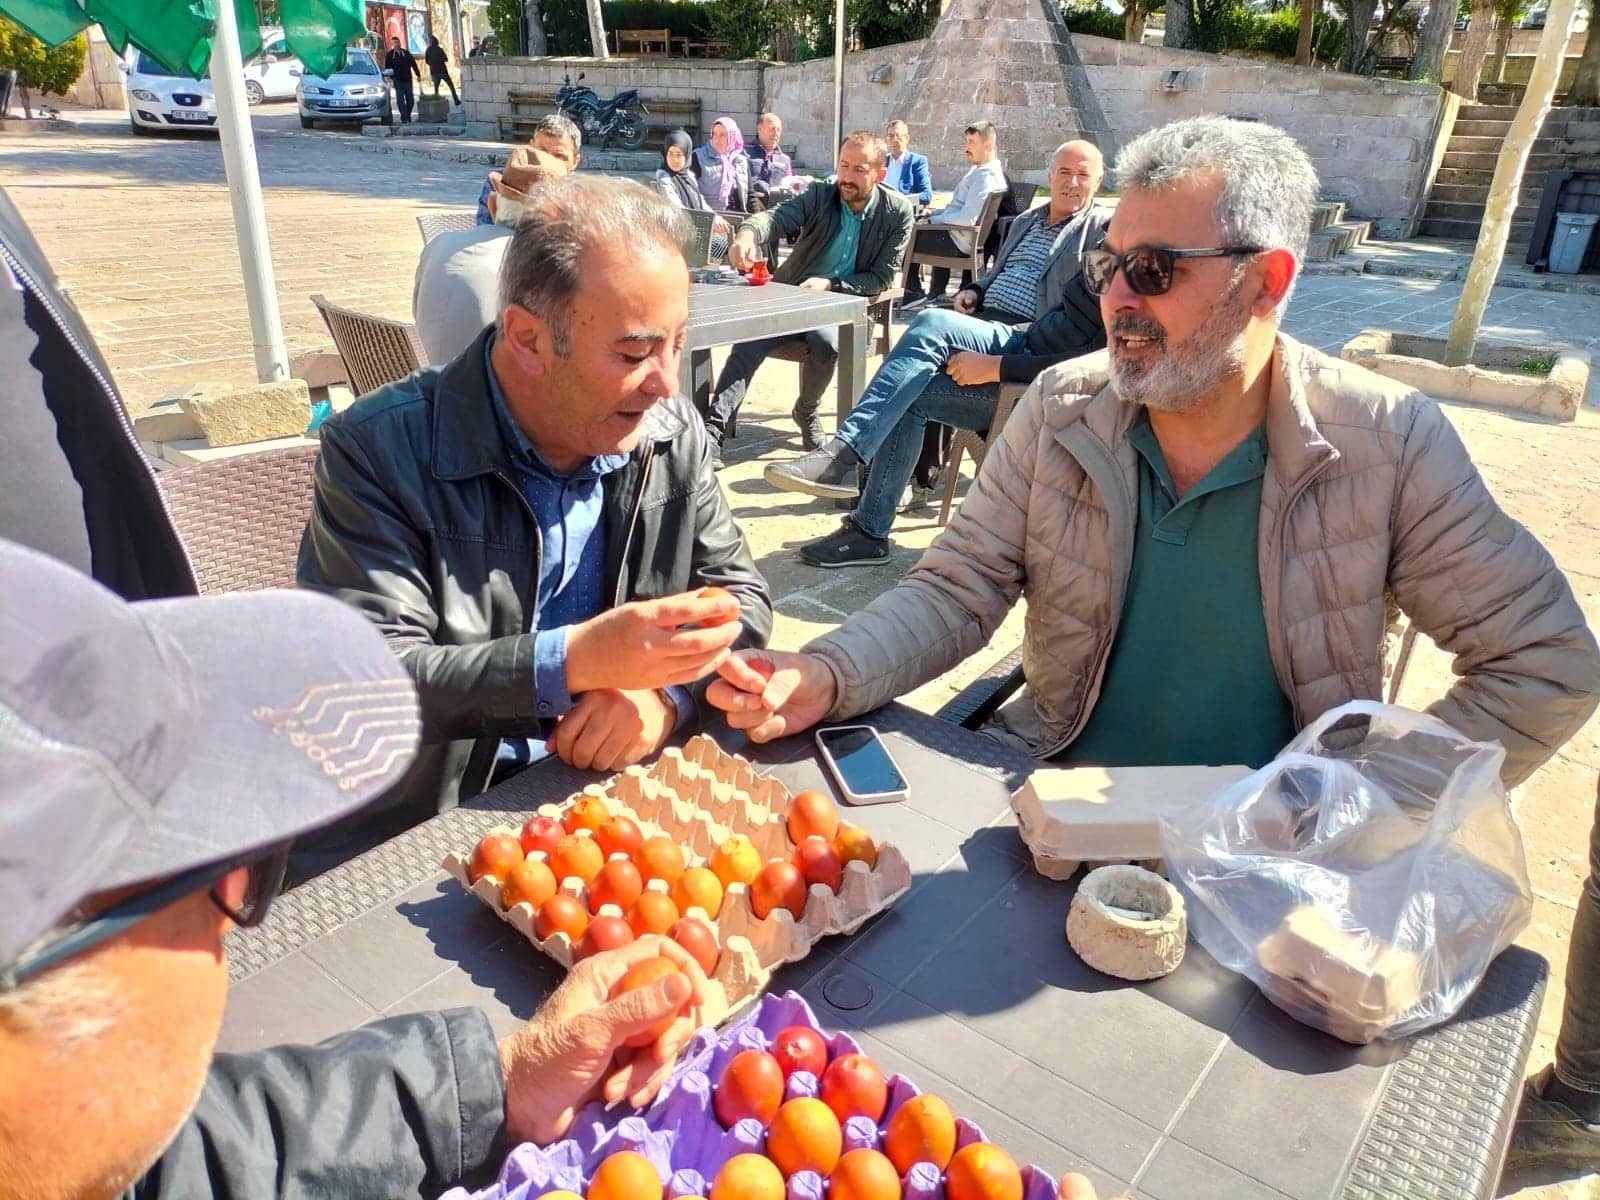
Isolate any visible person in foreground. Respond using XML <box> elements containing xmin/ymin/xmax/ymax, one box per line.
<box><xmin>1509</xmin><ymin>770</ymin><xmax>1600</xmax><ymax>1174</ymax></box>
<box><xmin>765</xmin><ymin>139</ymin><xmax>1109</xmax><ymax>567</ymax></box>
<box><xmin>700</xmin><ymin>130</ymin><xmax>915</xmax><ymax>456</ymax></box>
<box><xmin>707</xmin><ymin>115</ymin><xmax>1600</xmax><ymax>787</ymax></box>
<box><xmin>0</xmin><ymin>538</ymin><xmax>710</xmax><ymax>1200</ymax></box>
<box><xmin>301</xmin><ymin>176</ymin><xmax>773</xmax><ymax>875</ymax></box>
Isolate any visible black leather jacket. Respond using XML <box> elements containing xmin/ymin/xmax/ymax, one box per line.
<box><xmin>297</xmin><ymin>328</ymin><xmax>773</xmax><ymax>867</ymax></box>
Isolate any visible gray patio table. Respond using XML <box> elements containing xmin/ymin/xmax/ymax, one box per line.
<box><xmin>683</xmin><ymin>280</ymin><xmax>870</xmax><ymax>424</ymax></box>
<box><xmin>218</xmin><ymin>706</ymin><xmax>1545</xmax><ymax>1200</ymax></box>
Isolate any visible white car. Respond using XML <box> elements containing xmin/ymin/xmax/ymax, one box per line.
<box><xmin>296</xmin><ymin>48</ymin><xmax>393</xmax><ymax>129</ymax></box>
<box><xmin>125</xmin><ymin>52</ymin><xmax>217</xmax><ymax>134</ymax></box>
<box><xmin>243</xmin><ymin>29</ymin><xmax>304</xmax><ymax>106</ymax></box>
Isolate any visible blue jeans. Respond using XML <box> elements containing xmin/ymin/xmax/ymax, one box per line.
<box><xmin>838</xmin><ymin>308</ymin><xmax>1026</xmax><ymax>463</ymax></box>
<box><xmin>853</xmin><ymin>373</ymin><xmax>1002</xmax><ymax>538</ymax></box>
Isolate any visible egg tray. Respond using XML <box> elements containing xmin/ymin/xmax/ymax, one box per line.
<box><xmin>438</xmin><ymin>991</ymin><xmax>1061</xmax><ymax>1200</ymax></box>
<box><xmin>442</xmin><ymin>735</ymin><xmax>914</xmax><ymax>1025</ymax></box>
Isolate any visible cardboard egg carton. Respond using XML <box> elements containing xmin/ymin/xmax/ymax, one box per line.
<box><xmin>1010</xmin><ymin>763</ymin><xmax>1253</xmax><ymax>879</ymax></box>
<box><xmin>442</xmin><ymin>735</ymin><xmax>913</xmax><ymax>1027</ymax></box>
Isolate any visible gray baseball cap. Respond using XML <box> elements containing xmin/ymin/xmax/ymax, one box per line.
<box><xmin>0</xmin><ymin>538</ymin><xmax>421</xmax><ymax>969</ymax></box>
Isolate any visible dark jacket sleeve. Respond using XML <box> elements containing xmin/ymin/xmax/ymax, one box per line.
<box><xmin>133</xmin><ymin>1009</ymin><xmax>507</xmax><ymax>1199</ymax></box>
<box><xmin>1003</xmin><ymin>272</ymin><xmax>1106</xmax><ymax>383</ymax></box>
<box><xmin>297</xmin><ymin>417</ymin><xmax>541</xmax><ymax>743</ymax></box>
<box><xmin>831</xmin><ymin>191</ymin><xmax>915</xmax><ymax>298</ymax></box>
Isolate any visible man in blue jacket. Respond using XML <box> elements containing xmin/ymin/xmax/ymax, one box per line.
<box><xmin>0</xmin><ymin>539</ymin><xmax>710</xmax><ymax>1200</ymax></box>
<box><xmin>884</xmin><ymin>119</ymin><xmax>932</xmax><ymax>209</ymax></box>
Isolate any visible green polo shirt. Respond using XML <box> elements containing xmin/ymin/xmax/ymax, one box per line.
<box><xmin>1056</xmin><ymin>413</ymin><xmax>1297</xmax><ymax>769</ymax></box>
<box><xmin>809</xmin><ymin>190</ymin><xmax>877</xmax><ymax>282</ymax></box>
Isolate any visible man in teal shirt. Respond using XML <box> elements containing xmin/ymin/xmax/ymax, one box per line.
<box><xmin>701</xmin><ymin>131</ymin><xmax>914</xmax><ymax>457</ymax></box>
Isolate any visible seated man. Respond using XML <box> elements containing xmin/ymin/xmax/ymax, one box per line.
<box><xmin>0</xmin><ymin>538</ymin><xmax>710</xmax><ymax>1198</ymax></box>
<box><xmin>414</xmin><ymin>145</ymin><xmax>570</xmax><ymax>364</ymax></box>
<box><xmin>300</xmin><ymin>176</ymin><xmax>773</xmax><ymax>875</ymax></box>
<box><xmin>903</xmin><ymin>119</ymin><xmax>1007</xmax><ymax>306</ymax></box>
<box><xmin>474</xmin><ymin>112</ymin><xmax>581</xmax><ymax>225</ymax></box>
<box><xmin>764</xmin><ymin>140</ymin><xmax>1109</xmax><ymax>567</ymax></box>
<box><xmin>747</xmin><ymin>110</ymin><xmax>796</xmax><ymax>211</ymax></box>
<box><xmin>884</xmin><ymin>119</ymin><xmax>933</xmax><ymax>209</ymax></box>
<box><xmin>709</xmin><ymin>116</ymin><xmax>1600</xmax><ymax>789</ymax></box>
<box><xmin>700</xmin><ymin>130</ymin><xmax>915</xmax><ymax>456</ymax></box>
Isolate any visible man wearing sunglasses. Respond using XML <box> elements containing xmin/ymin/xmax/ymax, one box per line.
<box><xmin>708</xmin><ymin>115</ymin><xmax>1598</xmax><ymax>793</ymax></box>
<box><xmin>0</xmin><ymin>539</ymin><xmax>708</xmax><ymax>1200</ymax></box>
<box><xmin>765</xmin><ymin>139</ymin><xmax>1109</xmax><ymax>567</ymax></box>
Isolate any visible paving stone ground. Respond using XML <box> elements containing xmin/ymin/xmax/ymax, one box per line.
<box><xmin>3</xmin><ymin>107</ymin><xmax>1599</xmax><ymax>1198</ymax></box>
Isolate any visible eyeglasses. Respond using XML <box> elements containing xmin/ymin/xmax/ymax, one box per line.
<box><xmin>1081</xmin><ymin>245</ymin><xmax>1265</xmax><ymax>297</ymax></box>
<box><xmin>0</xmin><ymin>842</ymin><xmax>291</xmax><ymax>992</ymax></box>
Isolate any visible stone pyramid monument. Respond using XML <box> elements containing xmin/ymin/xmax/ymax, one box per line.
<box><xmin>891</xmin><ymin>0</ymin><xmax>1117</xmax><ymax>187</ymax></box>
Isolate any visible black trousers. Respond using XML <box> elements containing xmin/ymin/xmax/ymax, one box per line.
<box><xmin>430</xmin><ymin>70</ymin><xmax>459</xmax><ymax>103</ymax></box>
<box><xmin>394</xmin><ymin>79</ymin><xmax>415</xmax><ymax>122</ymax></box>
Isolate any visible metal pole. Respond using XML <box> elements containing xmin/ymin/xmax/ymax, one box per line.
<box><xmin>832</xmin><ymin>0</ymin><xmax>845</xmax><ymax>153</ymax></box>
<box><xmin>210</xmin><ymin>0</ymin><xmax>290</xmax><ymax>382</ymax></box>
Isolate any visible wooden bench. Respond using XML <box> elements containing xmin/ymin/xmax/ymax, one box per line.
<box><xmin>498</xmin><ymin>87</ymin><xmax>703</xmax><ymax>146</ymax></box>
<box><xmin>616</xmin><ymin>27</ymin><xmax>670</xmax><ymax>54</ymax></box>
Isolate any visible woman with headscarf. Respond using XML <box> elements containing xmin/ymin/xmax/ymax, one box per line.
<box><xmin>654</xmin><ymin>129</ymin><xmax>732</xmax><ymax>263</ymax></box>
<box><xmin>692</xmin><ymin>117</ymin><xmax>751</xmax><ymax>214</ymax></box>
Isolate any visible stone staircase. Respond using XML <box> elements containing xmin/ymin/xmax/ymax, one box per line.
<box><xmin>1305</xmin><ymin>199</ymin><xmax>1371</xmax><ymax>262</ymax></box>
<box><xmin>1419</xmin><ymin>104</ymin><xmax>1564</xmax><ymax>244</ymax></box>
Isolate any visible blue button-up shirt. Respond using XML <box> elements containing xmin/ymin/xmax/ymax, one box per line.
<box><xmin>483</xmin><ymin>340</ymin><xmax>690</xmax><ymax>761</ymax></box>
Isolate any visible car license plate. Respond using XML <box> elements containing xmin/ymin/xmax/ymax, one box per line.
<box><xmin>171</xmin><ymin>109</ymin><xmax>210</xmax><ymax>122</ymax></box>
<box><xmin>330</xmin><ymin>99</ymin><xmax>358</xmax><ymax>108</ymax></box>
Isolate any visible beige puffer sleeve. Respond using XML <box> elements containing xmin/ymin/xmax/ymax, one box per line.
<box><xmin>1388</xmin><ymin>398</ymin><xmax>1600</xmax><ymax>786</ymax></box>
<box><xmin>805</xmin><ymin>379</ymin><xmax>1047</xmax><ymax>718</ymax></box>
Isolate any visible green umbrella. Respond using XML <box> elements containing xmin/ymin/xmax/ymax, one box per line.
<box><xmin>0</xmin><ymin>0</ymin><xmax>365</xmax><ymax>79</ymax></box>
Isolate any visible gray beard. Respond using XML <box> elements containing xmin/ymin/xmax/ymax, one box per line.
<box><xmin>1108</xmin><ymin>284</ymin><xmax>1250</xmax><ymax>414</ymax></box>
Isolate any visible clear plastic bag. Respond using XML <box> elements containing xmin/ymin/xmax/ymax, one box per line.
<box><xmin>1159</xmin><ymin>701</ymin><xmax>1533</xmax><ymax>1044</ymax></box>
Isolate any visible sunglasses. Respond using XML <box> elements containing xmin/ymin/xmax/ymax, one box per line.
<box><xmin>1</xmin><ymin>842</ymin><xmax>291</xmax><ymax>992</ymax></box>
<box><xmin>1081</xmin><ymin>245</ymin><xmax>1265</xmax><ymax>297</ymax></box>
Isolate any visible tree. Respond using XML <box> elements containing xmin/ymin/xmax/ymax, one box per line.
<box><xmin>1165</xmin><ymin>0</ymin><xmax>1196</xmax><ymax>46</ymax></box>
<box><xmin>1126</xmin><ymin>0</ymin><xmax>1150</xmax><ymax>43</ymax></box>
<box><xmin>1486</xmin><ymin>0</ymin><xmax>1525</xmax><ymax>82</ymax></box>
<box><xmin>1447</xmin><ymin>0</ymin><xmax>1577</xmax><ymax>364</ymax></box>
<box><xmin>488</xmin><ymin>0</ymin><xmax>524</xmax><ymax>52</ymax></box>
<box><xmin>1410</xmin><ymin>0</ymin><xmax>1454</xmax><ymax>79</ymax></box>
<box><xmin>585</xmin><ymin>0</ymin><xmax>609</xmax><ymax>56</ymax></box>
<box><xmin>1453</xmin><ymin>0</ymin><xmax>1498</xmax><ymax>98</ymax></box>
<box><xmin>1568</xmin><ymin>0</ymin><xmax>1598</xmax><ymax>102</ymax></box>
<box><xmin>0</xmin><ymin>19</ymin><xmax>86</xmax><ymax>118</ymax></box>
<box><xmin>1295</xmin><ymin>0</ymin><xmax>1318</xmax><ymax>62</ymax></box>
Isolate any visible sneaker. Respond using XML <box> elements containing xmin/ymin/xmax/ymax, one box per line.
<box><xmin>763</xmin><ymin>439</ymin><xmax>861</xmax><ymax>501</ymax></box>
<box><xmin>1505</xmin><ymin>1066</ymin><xmax>1600</xmax><ymax>1175</ymax></box>
<box><xmin>799</xmin><ymin>519</ymin><xmax>890</xmax><ymax>568</ymax></box>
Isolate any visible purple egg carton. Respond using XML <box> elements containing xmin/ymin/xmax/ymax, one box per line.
<box><xmin>440</xmin><ymin>990</ymin><xmax>1058</xmax><ymax>1200</ymax></box>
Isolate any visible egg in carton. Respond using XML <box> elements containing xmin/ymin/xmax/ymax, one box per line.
<box><xmin>436</xmin><ymin>991</ymin><xmax>1066</xmax><ymax>1200</ymax></box>
<box><xmin>442</xmin><ymin>736</ymin><xmax>913</xmax><ymax>1027</ymax></box>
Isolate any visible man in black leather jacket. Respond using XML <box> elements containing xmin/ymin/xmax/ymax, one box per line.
<box><xmin>298</xmin><ymin>176</ymin><xmax>773</xmax><ymax>873</ymax></box>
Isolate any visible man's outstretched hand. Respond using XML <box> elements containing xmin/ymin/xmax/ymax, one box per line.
<box><xmin>565</xmin><ymin>590</ymin><xmax>743</xmax><ymax>695</ymax></box>
<box><xmin>706</xmin><ymin>649</ymin><xmax>838</xmax><ymax>742</ymax></box>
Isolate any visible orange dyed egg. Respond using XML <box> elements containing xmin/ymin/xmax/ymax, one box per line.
<box><xmin>587</xmin><ymin>858</ymin><xmax>644</xmax><ymax>914</ymax></box>
<box><xmin>586</xmin><ymin>1149</ymin><xmax>663</xmax><ymax>1200</ymax></box>
<box><xmin>671</xmin><ymin>866</ymin><xmax>724</xmax><ymax>919</ymax></box>
<box><xmin>884</xmin><ymin>1093</ymin><xmax>957</xmax><ymax>1172</ymax></box>
<box><xmin>710</xmin><ymin>835</ymin><xmax>762</xmax><ymax>890</ymax></box>
<box><xmin>535</xmin><ymin>893</ymin><xmax>589</xmax><ymax>943</ymax></box>
<box><xmin>637</xmin><ymin>836</ymin><xmax>687</xmax><ymax>886</ymax></box>
<box><xmin>549</xmin><ymin>834</ymin><xmax>605</xmax><ymax>886</ymax></box>
<box><xmin>766</xmin><ymin>1096</ymin><xmax>843</xmax><ymax>1177</ymax></box>
<box><xmin>564</xmin><ymin>794</ymin><xmax>611</xmax><ymax>834</ymax></box>
<box><xmin>827</xmin><ymin>1148</ymin><xmax>902</xmax><ymax>1200</ymax></box>
<box><xmin>500</xmin><ymin>857</ymin><xmax>558</xmax><ymax>911</ymax></box>
<box><xmin>628</xmin><ymin>891</ymin><xmax>680</xmax><ymax>937</ymax></box>
<box><xmin>944</xmin><ymin>1142</ymin><xmax>1024</xmax><ymax>1200</ymax></box>
<box><xmin>786</xmin><ymin>789</ymin><xmax>840</xmax><ymax>844</ymax></box>
<box><xmin>708</xmin><ymin>1153</ymin><xmax>784</xmax><ymax>1200</ymax></box>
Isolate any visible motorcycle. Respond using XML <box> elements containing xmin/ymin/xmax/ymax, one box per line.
<box><xmin>555</xmin><ymin>72</ymin><xmax>649</xmax><ymax>151</ymax></box>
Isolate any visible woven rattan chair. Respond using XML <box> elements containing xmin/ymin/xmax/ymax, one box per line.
<box><xmin>310</xmin><ymin>294</ymin><xmax>427</xmax><ymax>398</ymax></box>
<box><xmin>939</xmin><ymin>381</ymin><xmax>1026</xmax><ymax>525</ymax></box>
<box><xmin>416</xmin><ymin>210</ymin><xmax>480</xmax><ymax>243</ymax></box>
<box><xmin>157</xmin><ymin>444</ymin><xmax>320</xmax><ymax>593</ymax></box>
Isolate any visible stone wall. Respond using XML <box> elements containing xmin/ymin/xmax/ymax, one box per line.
<box><xmin>764</xmin><ymin>34</ymin><xmax>1444</xmax><ymax>236</ymax></box>
<box><xmin>460</xmin><ymin>56</ymin><xmax>767</xmax><ymax>143</ymax></box>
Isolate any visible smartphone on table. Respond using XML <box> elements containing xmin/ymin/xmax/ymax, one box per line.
<box><xmin>814</xmin><ymin>725</ymin><xmax>910</xmax><ymax>806</ymax></box>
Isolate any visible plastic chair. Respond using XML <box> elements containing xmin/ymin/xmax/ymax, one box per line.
<box><xmin>310</xmin><ymin>294</ymin><xmax>428</xmax><ymax>398</ymax></box>
<box><xmin>939</xmin><ymin>381</ymin><xmax>1026</xmax><ymax>524</ymax></box>
<box><xmin>682</xmin><ymin>208</ymin><xmax>718</xmax><ymax>267</ymax></box>
<box><xmin>905</xmin><ymin>189</ymin><xmax>1007</xmax><ymax>284</ymax></box>
<box><xmin>157</xmin><ymin>444</ymin><xmax>321</xmax><ymax>593</ymax></box>
<box><xmin>417</xmin><ymin>210</ymin><xmax>480</xmax><ymax>243</ymax></box>
<box><xmin>995</xmin><ymin>181</ymin><xmax>1041</xmax><ymax>246</ymax></box>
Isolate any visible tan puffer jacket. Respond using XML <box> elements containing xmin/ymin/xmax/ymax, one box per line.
<box><xmin>807</xmin><ymin>334</ymin><xmax>1599</xmax><ymax>787</ymax></box>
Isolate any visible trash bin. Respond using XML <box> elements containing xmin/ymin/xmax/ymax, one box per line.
<box><xmin>1548</xmin><ymin>211</ymin><xmax>1599</xmax><ymax>274</ymax></box>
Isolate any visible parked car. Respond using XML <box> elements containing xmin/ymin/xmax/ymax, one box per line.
<box><xmin>296</xmin><ymin>47</ymin><xmax>392</xmax><ymax>129</ymax></box>
<box><xmin>124</xmin><ymin>52</ymin><xmax>216</xmax><ymax>135</ymax></box>
<box><xmin>243</xmin><ymin>28</ymin><xmax>304</xmax><ymax>105</ymax></box>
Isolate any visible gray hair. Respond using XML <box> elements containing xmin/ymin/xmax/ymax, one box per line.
<box><xmin>532</xmin><ymin>111</ymin><xmax>582</xmax><ymax>155</ymax></box>
<box><xmin>499</xmin><ymin>175</ymin><xmax>689</xmax><ymax>355</ymax></box>
<box><xmin>1112</xmin><ymin>116</ymin><xmax>1318</xmax><ymax>263</ymax></box>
